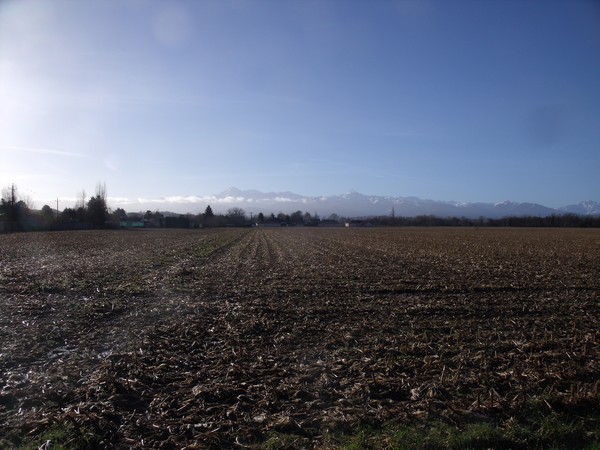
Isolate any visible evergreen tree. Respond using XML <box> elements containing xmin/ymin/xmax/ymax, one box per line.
<box><xmin>86</xmin><ymin>182</ymin><xmax>108</xmax><ymax>228</ymax></box>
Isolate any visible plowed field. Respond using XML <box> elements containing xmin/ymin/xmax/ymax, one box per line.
<box><xmin>1</xmin><ymin>228</ymin><xmax>599</xmax><ymax>448</ymax></box>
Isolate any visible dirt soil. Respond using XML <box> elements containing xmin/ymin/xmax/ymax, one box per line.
<box><xmin>0</xmin><ymin>227</ymin><xmax>599</xmax><ymax>448</ymax></box>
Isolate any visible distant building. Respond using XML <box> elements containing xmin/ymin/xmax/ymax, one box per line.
<box><xmin>119</xmin><ymin>220</ymin><xmax>145</xmax><ymax>228</ymax></box>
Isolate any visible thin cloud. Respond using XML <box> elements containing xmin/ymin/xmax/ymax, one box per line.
<box><xmin>0</xmin><ymin>145</ymin><xmax>91</xmax><ymax>158</ymax></box>
<box><xmin>107</xmin><ymin>197</ymin><xmax>132</xmax><ymax>205</ymax></box>
<box><xmin>124</xmin><ymin>195</ymin><xmax>271</xmax><ymax>206</ymax></box>
<box><xmin>135</xmin><ymin>196</ymin><xmax>216</xmax><ymax>205</ymax></box>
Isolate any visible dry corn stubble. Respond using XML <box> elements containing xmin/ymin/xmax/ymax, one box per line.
<box><xmin>0</xmin><ymin>227</ymin><xmax>598</xmax><ymax>448</ymax></box>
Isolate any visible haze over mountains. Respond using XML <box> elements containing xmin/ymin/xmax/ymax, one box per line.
<box><xmin>122</xmin><ymin>187</ymin><xmax>600</xmax><ymax>219</ymax></box>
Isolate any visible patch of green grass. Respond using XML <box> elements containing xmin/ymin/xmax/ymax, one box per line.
<box><xmin>325</xmin><ymin>418</ymin><xmax>598</xmax><ymax>450</ymax></box>
<box><xmin>259</xmin><ymin>399</ymin><xmax>600</xmax><ymax>450</ymax></box>
<box><xmin>11</xmin><ymin>421</ymin><xmax>102</xmax><ymax>450</ymax></box>
<box><xmin>445</xmin><ymin>422</ymin><xmax>512</xmax><ymax>449</ymax></box>
<box><xmin>193</xmin><ymin>242</ymin><xmax>221</xmax><ymax>258</ymax></box>
<box><xmin>193</xmin><ymin>238</ymin><xmax>235</xmax><ymax>258</ymax></box>
<box><xmin>192</xmin><ymin>230</ymin><xmax>250</xmax><ymax>259</ymax></box>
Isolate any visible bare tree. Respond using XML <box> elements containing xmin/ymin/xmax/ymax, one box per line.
<box><xmin>1</xmin><ymin>184</ymin><xmax>17</xmax><ymax>207</ymax></box>
<box><xmin>227</xmin><ymin>207</ymin><xmax>246</xmax><ymax>226</ymax></box>
<box><xmin>95</xmin><ymin>182</ymin><xmax>107</xmax><ymax>202</ymax></box>
<box><xmin>75</xmin><ymin>189</ymin><xmax>87</xmax><ymax>210</ymax></box>
<box><xmin>1</xmin><ymin>184</ymin><xmax>31</xmax><ymax>231</ymax></box>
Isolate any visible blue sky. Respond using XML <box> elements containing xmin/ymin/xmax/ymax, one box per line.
<box><xmin>1</xmin><ymin>0</ymin><xmax>598</xmax><ymax>212</ymax></box>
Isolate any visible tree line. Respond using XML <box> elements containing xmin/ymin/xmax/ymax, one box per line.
<box><xmin>1</xmin><ymin>182</ymin><xmax>599</xmax><ymax>232</ymax></box>
<box><xmin>367</xmin><ymin>214</ymin><xmax>600</xmax><ymax>228</ymax></box>
<box><xmin>1</xmin><ymin>183</ymin><xmax>109</xmax><ymax>232</ymax></box>
<box><xmin>149</xmin><ymin>207</ymin><xmax>324</xmax><ymax>229</ymax></box>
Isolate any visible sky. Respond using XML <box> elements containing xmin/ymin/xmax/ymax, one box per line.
<box><xmin>1</xmin><ymin>0</ymin><xmax>599</xmax><ymax>213</ymax></box>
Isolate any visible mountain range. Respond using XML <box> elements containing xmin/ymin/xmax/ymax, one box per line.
<box><xmin>205</xmin><ymin>188</ymin><xmax>600</xmax><ymax>219</ymax></box>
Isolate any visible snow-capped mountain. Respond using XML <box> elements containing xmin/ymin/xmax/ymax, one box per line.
<box><xmin>205</xmin><ymin>188</ymin><xmax>598</xmax><ymax>219</ymax></box>
<box><xmin>559</xmin><ymin>201</ymin><xmax>600</xmax><ymax>216</ymax></box>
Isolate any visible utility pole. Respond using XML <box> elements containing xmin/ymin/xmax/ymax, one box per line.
<box><xmin>56</xmin><ymin>198</ymin><xmax>59</xmax><ymax>219</ymax></box>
